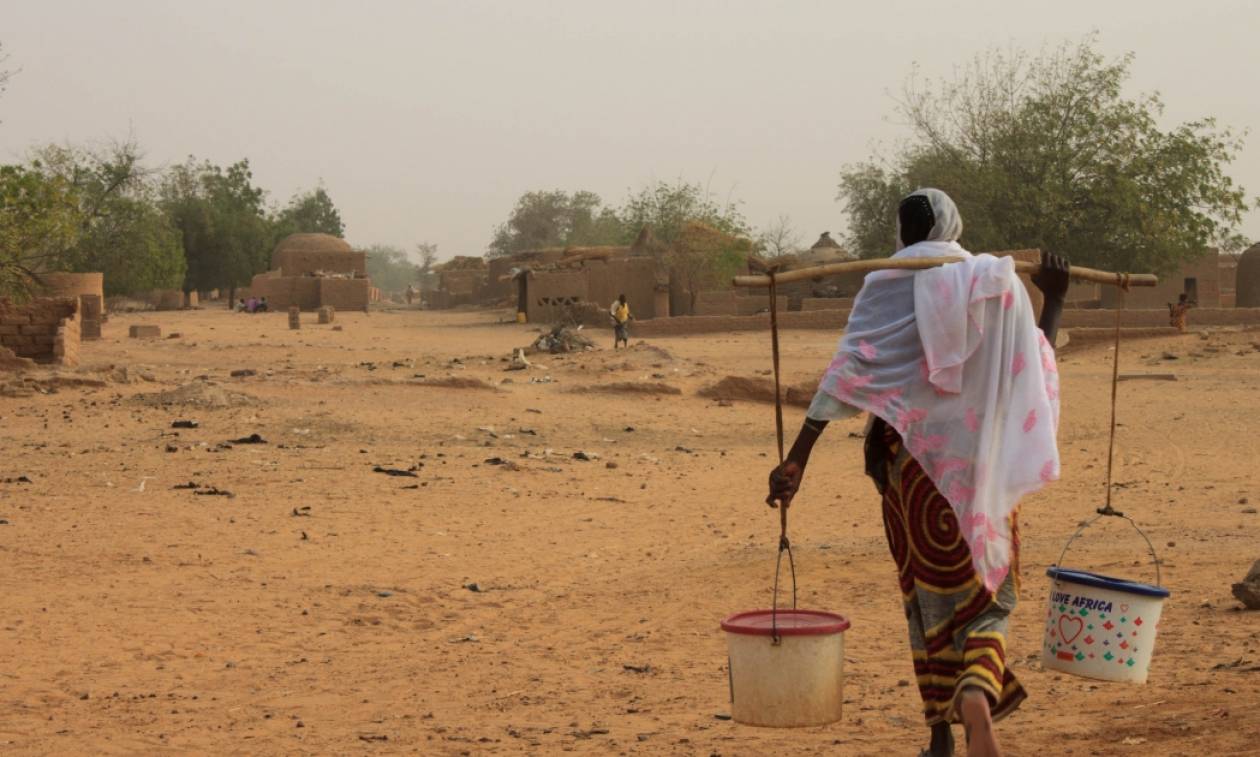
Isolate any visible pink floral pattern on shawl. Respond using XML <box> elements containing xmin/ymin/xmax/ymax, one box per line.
<box><xmin>810</xmin><ymin>241</ymin><xmax>1060</xmax><ymax>591</ymax></box>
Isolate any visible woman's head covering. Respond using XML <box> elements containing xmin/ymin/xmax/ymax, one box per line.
<box><xmin>896</xmin><ymin>188</ymin><xmax>964</xmax><ymax>250</ymax></box>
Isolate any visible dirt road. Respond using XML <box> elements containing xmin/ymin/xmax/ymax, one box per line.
<box><xmin>1</xmin><ymin>308</ymin><xmax>1258</xmax><ymax>755</ymax></box>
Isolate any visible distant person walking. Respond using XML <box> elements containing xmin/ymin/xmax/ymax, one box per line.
<box><xmin>610</xmin><ymin>294</ymin><xmax>631</xmax><ymax>349</ymax></box>
<box><xmin>1168</xmin><ymin>292</ymin><xmax>1194</xmax><ymax>332</ymax></box>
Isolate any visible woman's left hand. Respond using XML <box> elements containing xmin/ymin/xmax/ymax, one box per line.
<box><xmin>1032</xmin><ymin>252</ymin><xmax>1071</xmax><ymax>302</ymax></box>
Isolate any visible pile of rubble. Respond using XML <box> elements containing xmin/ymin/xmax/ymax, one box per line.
<box><xmin>526</xmin><ymin>325</ymin><xmax>595</xmax><ymax>355</ymax></box>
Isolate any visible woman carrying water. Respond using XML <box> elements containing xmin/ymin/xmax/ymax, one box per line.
<box><xmin>766</xmin><ymin>189</ymin><xmax>1070</xmax><ymax>757</ymax></box>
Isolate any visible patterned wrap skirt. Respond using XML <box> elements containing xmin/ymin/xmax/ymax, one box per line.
<box><xmin>878</xmin><ymin>426</ymin><xmax>1027</xmax><ymax>725</ymax></box>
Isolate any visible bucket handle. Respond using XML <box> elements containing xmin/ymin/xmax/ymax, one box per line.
<box><xmin>770</xmin><ymin>532</ymin><xmax>797</xmax><ymax>645</ymax></box>
<box><xmin>1053</xmin><ymin>508</ymin><xmax>1162</xmax><ymax>588</ymax></box>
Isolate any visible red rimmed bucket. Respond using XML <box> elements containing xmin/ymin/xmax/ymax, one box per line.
<box><xmin>721</xmin><ymin>609</ymin><xmax>851</xmax><ymax>727</ymax></box>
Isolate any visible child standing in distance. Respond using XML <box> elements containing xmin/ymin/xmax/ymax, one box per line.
<box><xmin>610</xmin><ymin>294</ymin><xmax>631</xmax><ymax>349</ymax></box>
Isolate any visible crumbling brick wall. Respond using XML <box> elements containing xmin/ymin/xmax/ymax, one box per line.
<box><xmin>0</xmin><ymin>297</ymin><xmax>80</xmax><ymax>367</ymax></box>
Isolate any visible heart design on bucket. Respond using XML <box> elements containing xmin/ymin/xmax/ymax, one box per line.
<box><xmin>1058</xmin><ymin>615</ymin><xmax>1084</xmax><ymax>645</ymax></box>
<box><xmin>1119</xmin><ymin>603</ymin><xmax>1129</xmax><ymax>613</ymax></box>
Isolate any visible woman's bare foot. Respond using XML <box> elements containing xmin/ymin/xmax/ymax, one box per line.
<box><xmin>959</xmin><ymin>688</ymin><xmax>1000</xmax><ymax>757</ymax></box>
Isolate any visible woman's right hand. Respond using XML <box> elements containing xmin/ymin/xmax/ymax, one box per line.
<box><xmin>766</xmin><ymin>460</ymin><xmax>805</xmax><ymax>509</ymax></box>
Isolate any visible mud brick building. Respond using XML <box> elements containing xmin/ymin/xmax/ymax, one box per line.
<box><xmin>249</xmin><ymin>234</ymin><xmax>372</xmax><ymax>311</ymax></box>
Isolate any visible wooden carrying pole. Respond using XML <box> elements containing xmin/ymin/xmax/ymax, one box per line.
<box><xmin>732</xmin><ymin>257</ymin><xmax>1158</xmax><ymax>288</ymax></box>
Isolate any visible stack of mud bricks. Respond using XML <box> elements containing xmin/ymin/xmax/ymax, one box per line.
<box><xmin>317</xmin><ymin>306</ymin><xmax>335</xmax><ymax>324</ymax></box>
<box><xmin>288</xmin><ymin>306</ymin><xmax>301</xmax><ymax>330</ymax></box>
<box><xmin>0</xmin><ymin>297</ymin><xmax>80</xmax><ymax>367</ymax></box>
<box><xmin>80</xmin><ymin>294</ymin><xmax>103</xmax><ymax>340</ymax></box>
<box><xmin>129</xmin><ymin>324</ymin><xmax>161</xmax><ymax>339</ymax></box>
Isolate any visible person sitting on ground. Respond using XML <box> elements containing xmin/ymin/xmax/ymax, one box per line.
<box><xmin>767</xmin><ymin>188</ymin><xmax>1069</xmax><ymax>757</ymax></box>
<box><xmin>609</xmin><ymin>294</ymin><xmax>632</xmax><ymax>349</ymax></box>
<box><xmin>235</xmin><ymin>298</ymin><xmax>246</xmax><ymax>312</ymax></box>
<box><xmin>1167</xmin><ymin>292</ymin><xmax>1194</xmax><ymax>332</ymax></box>
<box><xmin>257</xmin><ymin>297</ymin><xmax>270</xmax><ymax>313</ymax></box>
<box><xmin>246</xmin><ymin>296</ymin><xmax>259</xmax><ymax>313</ymax></box>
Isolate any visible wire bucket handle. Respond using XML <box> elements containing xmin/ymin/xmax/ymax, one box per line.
<box><xmin>1053</xmin><ymin>507</ymin><xmax>1163</xmax><ymax>588</ymax></box>
<box><xmin>766</xmin><ymin>270</ymin><xmax>798</xmax><ymax>645</ymax></box>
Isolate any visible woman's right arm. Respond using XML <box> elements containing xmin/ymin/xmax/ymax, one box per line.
<box><xmin>766</xmin><ymin>418</ymin><xmax>828</xmax><ymax>508</ymax></box>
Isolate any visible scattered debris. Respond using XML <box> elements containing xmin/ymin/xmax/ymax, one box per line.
<box><xmin>230</xmin><ymin>369</ymin><xmax>256</xmax><ymax>378</ymax></box>
<box><xmin>573</xmin><ymin>451</ymin><xmax>598</xmax><ymax>461</ymax></box>
<box><xmin>291</xmin><ymin>506</ymin><xmax>311</xmax><ymax>517</ymax></box>
<box><xmin>229</xmin><ymin>433</ymin><xmax>267</xmax><ymax>445</ymax></box>
<box><xmin>171</xmin><ymin>420</ymin><xmax>199</xmax><ymax>429</ymax></box>
<box><xmin>372</xmin><ymin>466</ymin><xmax>418</xmax><ymax>478</ymax></box>
<box><xmin>507</xmin><ymin>348</ymin><xmax>531</xmax><ymax>371</ymax></box>
<box><xmin>193</xmin><ymin>486</ymin><xmax>234</xmax><ymax>497</ymax></box>
<box><xmin>173</xmin><ymin>481</ymin><xmax>199</xmax><ymax>490</ymax></box>
<box><xmin>1231</xmin><ymin>559</ymin><xmax>1260</xmax><ymax>610</ymax></box>
<box><xmin>2</xmin><ymin>475</ymin><xmax>32</xmax><ymax>484</ymax></box>
<box><xmin>527</xmin><ymin>325</ymin><xmax>595</xmax><ymax>355</ymax></box>
<box><xmin>465</xmin><ymin>583</ymin><xmax>482</xmax><ymax>592</ymax></box>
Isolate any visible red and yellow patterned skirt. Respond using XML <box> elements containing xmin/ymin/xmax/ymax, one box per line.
<box><xmin>880</xmin><ymin>430</ymin><xmax>1027</xmax><ymax>725</ymax></box>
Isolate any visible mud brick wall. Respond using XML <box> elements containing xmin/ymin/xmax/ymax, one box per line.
<box><xmin>273</xmin><ymin>249</ymin><xmax>367</xmax><ymax>277</ymax></box>
<box><xmin>735</xmin><ymin>295</ymin><xmax>786</xmax><ymax>316</ymax></box>
<box><xmin>633</xmin><ymin>308</ymin><xmax>851</xmax><ymax>337</ymax></box>
<box><xmin>585</xmin><ymin>257</ymin><xmax>658</xmax><ymax>320</ymax></box>
<box><xmin>800</xmin><ymin>297</ymin><xmax>854</xmax><ymax>311</ymax></box>
<box><xmin>524</xmin><ymin>271</ymin><xmax>589</xmax><ymax>323</ymax></box>
<box><xmin>251</xmin><ymin>276</ymin><xmax>321</xmax><ymax>310</ymax></box>
<box><xmin>1100</xmin><ymin>253</ymin><xmax>1221</xmax><ymax>309</ymax></box>
<box><xmin>0</xmin><ymin>297</ymin><xmax>80</xmax><ymax>367</ymax></box>
<box><xmin>693</xmin><ymin>290</ymin><xmax>736</xmax><ymax>316</ymax></box>
<box><xmin>318</xmin><ymin>279</ymin><xmax>370</xmax><ymax>312</ymax></box>
<box><xmin>1060</xmin><ymin>308</ymin><xmax>1260</xmax><ymax>328</ymax></box>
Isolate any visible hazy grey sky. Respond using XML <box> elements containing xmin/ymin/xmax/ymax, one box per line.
<box><xmin>3</xmin><ymin>1</ymin><xmax>1257</xmax><ymax>259</ymax></box>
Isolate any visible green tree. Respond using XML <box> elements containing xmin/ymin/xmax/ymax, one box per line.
<box><xmin>488</xmin><ymin>190</ymin><xmax>623</xmax><ymax>257</ymax></box>
<box><xmin>272</xmin><ymin>185</ymin><xmax>344</xmax><ymax>240</ymax></box>
<box><xmin>162</xmin><ymin>158</ymin><xmax>271</xmax><ymax>298</ymax></box>
<box><xmin>838</xmin><ymin>37</ymin><xmax>1252</xmax><ymax>272</ymax></box>
<box><xmin>618</xmin><ymin>179</ymin><xmax>748</xmax><ymax>247</ymax></box>
<box><xmin>670</xmin><ymin>220</ymin><xmax>753</xmax><ymax>313</ymax></box>
<box><xmin>365</xmin><ymin>244</ymin><xmax>421</xmax><ymax>292</ymax></box>
<box><xmin>416</xmin><ymin>241</ymin><xmax>438</xmax><ymax>276</ymax></box>
<box><xmin>31</xmin><ymin>141</ymin><xmax>185</xmax><ymax>296</ymax></box>
<box><xmin>0</xmin><ymin>163</ymin><xmax>81</xmax><ymax>297</ymax></box>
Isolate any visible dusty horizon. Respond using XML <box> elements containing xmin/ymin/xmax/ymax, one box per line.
<box><xmin>2</xmin><ymin>0</ymin><xmax>1257</xmax><ymax>260</ymax></box>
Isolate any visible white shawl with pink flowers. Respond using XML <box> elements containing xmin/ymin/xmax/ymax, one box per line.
<box><xmin>807</xmin><ymin>240</ymin><xmax>1061</xmax><ymax>591</ymax></box>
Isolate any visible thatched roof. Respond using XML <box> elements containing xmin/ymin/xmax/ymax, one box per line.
<box><xmin>810</xmin><ymin>232</ymin><xmax>841</xmax><ymax>250</ymax></box>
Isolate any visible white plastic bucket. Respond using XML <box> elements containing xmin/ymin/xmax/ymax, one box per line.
<box><xmin>721</xmin><ymin>609</ymin><xmax>850</xmax><ymax>727</ymax></box>
<box><xmin>1041</xmin><ymin>567</ymin><xmax>1169</xmax><ymax>683</ymax></box>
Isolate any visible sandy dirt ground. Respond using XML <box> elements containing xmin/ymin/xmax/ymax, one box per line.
<box><xmin>2</xmin><ymin>306</ymin><xmax>1259</xmax><ymax>756</ymax></box>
